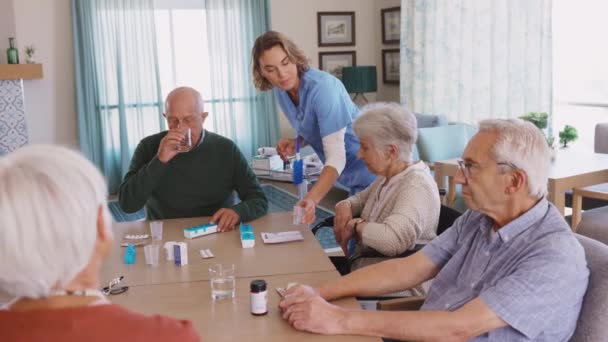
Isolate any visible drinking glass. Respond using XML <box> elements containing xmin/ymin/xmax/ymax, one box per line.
<box><xmin>144</xmin><ymin>244</ymin><xmax>160</xmax><ymax>266</ymax></box>
<box><xmin>150</xmin><ymin>221</ymin><xmax>163</xmax><ymax>241</ymax></box>
<box><xmin>208</xmin><ymin>264</ymin><xmax>236</xmax><ymax>300</ymax></box>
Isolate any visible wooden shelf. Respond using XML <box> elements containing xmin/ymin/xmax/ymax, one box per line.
<box><xmin>0</xmin><ymin>64</ymin><xmax>43</xmax><ymax>80</ymax></box>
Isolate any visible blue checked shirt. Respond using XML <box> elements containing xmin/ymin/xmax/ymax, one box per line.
<box><xmin>421</xmin><ymin>198</ymin><xmax>589</xmax><ymax>341</ymax></box>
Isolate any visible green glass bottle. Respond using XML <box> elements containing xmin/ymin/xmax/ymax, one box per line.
<box><xmin>7</xmin><ymin>37</ymin><xmax>19</xmax><ymax>64</ymax></box>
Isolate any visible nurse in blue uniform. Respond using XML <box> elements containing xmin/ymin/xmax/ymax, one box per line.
<box><xmin>252</xmin><ymin>31</ymin><xmax>375</xmax><ymax>224</ymax></box>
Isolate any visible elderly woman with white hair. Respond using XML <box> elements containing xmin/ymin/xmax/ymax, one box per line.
<box><xmin>334</xmin><ymin>103</ymin><xmax>440</xmax><ymax>272</ymax></box>
<box><xmin>0</xmin><ymin>145</ymin><xmax>199</xmax><ymax>341</ymax></box>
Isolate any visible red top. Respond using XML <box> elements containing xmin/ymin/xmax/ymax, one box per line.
<box><xmin>0</xmin><ymin>304</ymin><xmax>200</xmax><ymax>342</ymax></box>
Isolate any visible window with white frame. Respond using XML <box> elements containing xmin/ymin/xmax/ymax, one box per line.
<box><xmin>154</xmin><ymin>0</ymin><xmax>216</xmax><ymax>130</ymax></box>
<box><xmin>553</xmin><ymin>1</ymin><xmax>608</xmax><ymax>150</ymax></box>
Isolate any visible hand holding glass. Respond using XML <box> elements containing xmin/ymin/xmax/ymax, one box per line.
<box><xmin>175</xmin><ymin>128</ymin><xmax>192</xmax><ymax>152</ymax></box>
<box><xmin>293</xmin><ymin>205</ymin><xmax>305</xmax><ymax>225</ymax></box>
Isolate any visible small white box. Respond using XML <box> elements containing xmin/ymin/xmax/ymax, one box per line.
<box><xmin>163</xmin><ymin>241</ymin><xmax>178</xmax><ymax>261</ymax></box>
<box><xmin>252</xmin><ymin>155</ymin><xmax>283</xmax><ymax>176</ymax></box>
<box><xmin>261</xmin><ymin>231</ymin><xmax>304</xmax><ymax>244</ymax></box>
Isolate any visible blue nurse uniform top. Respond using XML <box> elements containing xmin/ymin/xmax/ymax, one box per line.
<box><xmin>273</xmin><ymin>68</ymin><xmax>375</xmax><ymax>193</ymax></box>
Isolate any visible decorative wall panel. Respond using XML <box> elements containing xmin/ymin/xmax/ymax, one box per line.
<box><xmin>0</xmin><ymin>80</ymin><xmax>28</xmax><ymax>155</ymax></box>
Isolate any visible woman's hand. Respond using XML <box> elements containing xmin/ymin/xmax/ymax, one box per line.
<box><xmin>340</xmin><ymin>218</ymin><xmax>365</xmax><ymax>257</ymax></box>
<box><xmin>295</xmin><ymin>198</ymin><xmax>316</xmax><ymax>224</ymax></box>
<box><xmin>333</xmin><ymin>202</ymin><xmax>353</xmax><ymax>254</ymax></box>
<box><xmin>276</xmin><ymin>138</ymin><xmax>296</xmax><ymax>161</ymax></box>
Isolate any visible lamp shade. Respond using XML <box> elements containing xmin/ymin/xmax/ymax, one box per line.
<box><xmin>341</xmin><ymin>66</ymin><xmax>377</xmax><ymax>93</ymax></box>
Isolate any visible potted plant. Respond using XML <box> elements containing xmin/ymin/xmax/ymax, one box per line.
<box><xmin>519</xmin><ymin>112</ymin><xmax>555</xmax><ymax>149</ymax></box>
<box><xmin>24</xmin><ymin>45</ymin><xmax>35</xmax><ymax>64</ymax></box>
<box><xmin>559</xmin><ymin>125</ymin><xmax>578</xmax><ymax>148</ymax></box>
<box><xmin>519</xmin><ymin>112</ymin><xmax>548</xmax><ymax>130</ymax></box>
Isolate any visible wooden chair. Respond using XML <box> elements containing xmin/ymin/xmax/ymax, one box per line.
<box><xmin>566</xmin><ymin>123</ymin><xmax>608</xmax><ymax>219</ymax></box>
<box><xmin>571</xmin><ymin>183</ymin><xmax>608</xmax><ymax>231</ymax></box>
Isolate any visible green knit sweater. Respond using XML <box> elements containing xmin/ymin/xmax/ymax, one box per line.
<box><xmin>118</xmin><ymin>130</ymin><xmax>268</xmax><ymax>221</ymax></box>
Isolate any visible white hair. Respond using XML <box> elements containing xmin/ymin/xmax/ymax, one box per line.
<box><xmin>353</xmin><ymin>102</ymin><xmax>418</xmax><ymax>161</ymax></box>
<box><xmin>478</xmin><ymin>118</ymin><xmax>551</xmax><ymax>199</ymax></box>
<box><xmin>0</xmin><ymin>145</ymin><xmax>111</xmax><ymax>298</ymax></box>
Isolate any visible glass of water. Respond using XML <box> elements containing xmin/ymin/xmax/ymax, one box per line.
<box><xmin>144</xmin><ymin>244</ymin><xmax>160</xmax><ymax>266</ymax></box>
<box><xmin>209</xmin><ymin>264</ymin><xmax>236</xmax><ymax>300</ymax></box>
<box><xmin>150</xmin><ymin>221</ymin><xmax>163</xmax><ymax>241</ymax></box>
<box><xmin>293</xmin><ymin>205</ymin><xmax>305</xmax><ymax>225</ymax></box>
<box><xmin>177</xmin><ymin>128</ymin><xmax>192</xmax><ymax>152</ymax></box>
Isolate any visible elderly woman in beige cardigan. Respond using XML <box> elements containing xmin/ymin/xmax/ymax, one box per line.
<box><xmin>334</xmin><ymin>103</ymin><xmax>440</xmax><ymax>271</ymax></box>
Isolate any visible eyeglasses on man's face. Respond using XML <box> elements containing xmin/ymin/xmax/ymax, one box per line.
<box><xmin>456</xmin><ymin>159</ymin><xmax>517</xmax><ymax>179</ymax></box>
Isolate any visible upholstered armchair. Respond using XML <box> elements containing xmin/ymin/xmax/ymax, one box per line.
<box><xmin>377</xmin><ymin>235</ymin><xmax>608</xmax><ymax>342</ymax></box>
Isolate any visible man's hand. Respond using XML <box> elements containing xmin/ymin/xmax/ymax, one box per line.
<box><xmin>276</xmin><ymin>138</ymin><xmax>296</xmax><ymax>161</ymax></box>
<box><xmin>296</xmin><ymin>199</ymin><xmax>316</xmax><ymax>224</ymax></box>
<box><xmin>157</xmin><ymin>129</ymin><xmax>190</xmax><ymax>163</ymax></box>
<box><xmin>279</xmin><ymin>286</ymin><xmax>347</xmax><ymax>335</ymax></box>
<box><xmin>333</xmin><ymin>202</ymin><xmax>353</xmax><ymax>254</ymax></box>
<box><xmin>210</xmin><ymin>208</ymin><xmax>240</xmax><ymax>232</ymax></box>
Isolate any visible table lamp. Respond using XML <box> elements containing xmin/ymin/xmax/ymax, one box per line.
<box><xmin>341</xmin><ymin>66</ymin><xmax>377</xmax><ymax>104</ymax></box>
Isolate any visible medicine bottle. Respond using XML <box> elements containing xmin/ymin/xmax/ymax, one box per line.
<box><xmin>250</xmin><ymin>279</ymin><xmax>268</xmax><ymax>316</ymax></box>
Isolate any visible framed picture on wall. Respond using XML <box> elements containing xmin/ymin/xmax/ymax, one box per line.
<box><xmin>382</xmin><ymin>49</ymin><xmax>400</xmax><ymax>84</ymax></box>
<box><xmin>381</xmin><ymin>6</ymin><xmax>401</xmax><ymax>44</ymax></box>
<box><xmin>317</xmin><ymin>12</ymin><xmax>356</xmax><ymax>47</ymax></box>
<box><xmin>319</xmin><ymin>51</ymin><xmax>357</xmax><ymax>79</ymax></box>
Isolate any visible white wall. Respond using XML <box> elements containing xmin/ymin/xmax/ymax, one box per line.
<box><xmin>10</xmin><ymin>0</ymin><xmax>78</xmax><ymax>148</ymax></box>
<box><xmin>269</xmin><ymin>0</ymin><xmax>400</xmax><ymax>138</ymax></box>
<box><xmin>0</xmin><ymin>0</ymin><xmax>16</xmax><ymax>63</ymax></box>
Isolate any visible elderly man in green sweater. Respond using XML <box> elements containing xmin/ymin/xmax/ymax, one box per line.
<box><xmin>118</xmin><ymin>87</ymin><xmax>268</xmax><ymax>231</ymax></box>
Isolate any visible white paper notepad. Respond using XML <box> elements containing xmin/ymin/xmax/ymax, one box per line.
<box><xmin>261</xmin><ymin>231</ymin><xmax>304</xmax><ymax>244</ymax></box>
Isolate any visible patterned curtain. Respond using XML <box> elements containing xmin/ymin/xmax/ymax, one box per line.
<box><xmin>400</xmin><ymin>0</ymin><xmax>553</xmax><ymax>130</ymax></box>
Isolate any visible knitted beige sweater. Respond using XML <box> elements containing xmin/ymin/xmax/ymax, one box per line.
<box><xmin>340</xmin><ymin>161</ymin><xmax>440</xmax><ymax>263</ymax></box>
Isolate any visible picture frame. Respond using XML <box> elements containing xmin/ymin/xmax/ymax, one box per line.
<box><xmin>317</xmin><ymin>12</ymin><xmax>356</xmax><ymax>47</ymax></box>
<box><xmin>319</xmin><ymin>51</ymin><xmax>357</xmax><ymax>80</ymax></box>
<box><xmin>381</xmin><ymin>6</ymin><xmax>401</xmax><ymax>44</ymax></box>
<box><xmin>382</xmin><ymin>49</ymin><xmax>400</xmax><ymax>84</ymax></box>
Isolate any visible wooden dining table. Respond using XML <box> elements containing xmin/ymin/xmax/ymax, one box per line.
<box><xmin>100</xmin><ymin>212</ymin><xmax>379</xmax><ymax>341</ymax></box>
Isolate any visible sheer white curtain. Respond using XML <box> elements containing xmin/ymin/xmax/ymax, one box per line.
<box><xmin>154</xmin><ymin>0</ymin><xmax>278</xmax><ymax>160</ymax></box>
<box><xmin>400</xmin><ymin>0</ymin><xmax>553</xmax><ymax>126</ymax></box>
<box><xmin>73</xmin><ymin>0</ymin><xmax>164</xmax><ymax>193</ymax></box>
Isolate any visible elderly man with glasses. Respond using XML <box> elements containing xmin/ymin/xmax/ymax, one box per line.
<box><xmin>278</xmin><ymin>119</ymin><xmax>589</xmax><ymax>341</ymax></box>
<box><xmin>118</xmin><ymin>87</ymin><xmax>268</xmax><ymax>231</ymax></box>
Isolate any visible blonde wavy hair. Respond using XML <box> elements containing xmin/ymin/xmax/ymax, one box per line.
<box><xmin>251</xmin><ymin>31</ymin><xmax>310</xmax><ymax>91</ymax></box>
